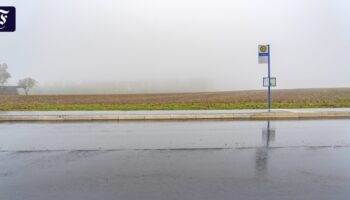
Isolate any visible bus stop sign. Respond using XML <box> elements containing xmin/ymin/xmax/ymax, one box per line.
<box><xmin>258</xmin><ymin>45</ymin><xmax>269</xmax><ymax>64</ymax></box>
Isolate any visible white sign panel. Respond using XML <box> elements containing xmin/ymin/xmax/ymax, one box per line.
<box><xmin>263</xmin><ymin>77</ymin><xmax>276</xmax><ymax>87</ymax></box>
<box><xmin>258</xmin><ymin>45</ymin><xmax>269</xmax><ymax>64</ymax></box>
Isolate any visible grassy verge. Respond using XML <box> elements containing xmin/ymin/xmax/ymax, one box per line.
<box><xmin>1</xmin><ymin>102</ymin><xmax>350</xmax><ymax>111</ymax></box>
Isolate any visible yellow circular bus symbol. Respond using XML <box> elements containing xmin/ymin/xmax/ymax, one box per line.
<box><xmin>260</xmin><ymin>46</ymin><xmax>267</xmax><ymax>53</ymax></box>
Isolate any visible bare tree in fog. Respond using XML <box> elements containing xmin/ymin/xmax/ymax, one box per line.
<box><xmin>0</xmin><ymin>63</ymin><xmax>11</xmax><ymax>86</ymax></box>
<box><xmin>18</xmin><ymin>77</ymin><xmax>37</xmax><ymax>95</ymax></box>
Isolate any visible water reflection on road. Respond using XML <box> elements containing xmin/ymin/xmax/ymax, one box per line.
<box><xmin>0</xmin><ymin>120</ymin><xmax>350</xmax><ymax>200</ymax></box>
<box><xmin>255</xmin><ymin>121</ymin><xmax>275</xmax><ymax>177</ymax></box>
<box><xmin>1</xmin><ymin>119</ymin><xmax>350</xmax><ymax>151</ymax></box>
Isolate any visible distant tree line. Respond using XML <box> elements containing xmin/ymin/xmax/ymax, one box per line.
<box><xmin>0</xmin><ymin>63</ymin><xmax>37</xmax><ymax>95</ymax></box>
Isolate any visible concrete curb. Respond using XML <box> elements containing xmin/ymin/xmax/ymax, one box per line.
<box><xmin>0</xmin><ymin>111</ymin><xmax>349</xmax><ymax>121</ymax></box>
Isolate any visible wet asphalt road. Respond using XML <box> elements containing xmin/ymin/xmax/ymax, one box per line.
<box><xmin>0</xmin><ymin>119</ymin><xmax>350</xmax><ymax>200</ymax></box>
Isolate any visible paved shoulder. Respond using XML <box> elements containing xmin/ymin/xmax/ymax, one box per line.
<box><xmin>0</xmin><ymin>108</ymin><xmax>349</xmax><ymax>121</ymax></box>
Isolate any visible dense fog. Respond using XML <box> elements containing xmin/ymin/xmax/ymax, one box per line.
<box><xmin>1</xmin><ymin>0</ymin><xmax>350</xmax><ymax>94</ymax></box>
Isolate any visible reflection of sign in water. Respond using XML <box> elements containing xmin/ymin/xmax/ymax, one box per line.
<box><xmin>255</xmin><ymin>121</ymin><xmax>276</xmax><ymax>177</ymax></box>
<box><xmin>0</xmin><ymin>7</ymin><xmax>15</xmax><ymax>32</ymax></box>
<box><xmin>263</xmin><ymin>77</ymin><xmax>276</xmax><ymax>87</ymax></box>
<box><xmin>262</xmin><ymin>122</ymin><xmax>275</xmax><ymax>147</ymax></box>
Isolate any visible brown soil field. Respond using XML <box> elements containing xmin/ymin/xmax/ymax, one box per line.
<box><xmin>0</xmin><ymin>88</ymin><xmax>350</xmax><ymax>110</ymax></box>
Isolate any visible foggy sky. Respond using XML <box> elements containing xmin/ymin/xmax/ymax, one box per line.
<box><xmin>0</xmin><ymin>0</ymin><xmax>350</xmax><ymax>92</ymax></box>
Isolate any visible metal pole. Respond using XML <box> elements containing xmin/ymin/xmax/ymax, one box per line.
<box><xmin>268</xmin><ymin>45</ymin><xmax>271</xmax><ymax>112</ymax></box>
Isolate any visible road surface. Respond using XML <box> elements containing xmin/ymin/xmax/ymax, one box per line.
<box><xmin>0</xmin><ymin>119</ymin><xmax>350</xmax><ymax>200</ymax></box>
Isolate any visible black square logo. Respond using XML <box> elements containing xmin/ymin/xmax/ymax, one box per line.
<box><xmin>0</xmin><ymin>7</ymin><xmax>15</xmax><ymax>32</ymax></box>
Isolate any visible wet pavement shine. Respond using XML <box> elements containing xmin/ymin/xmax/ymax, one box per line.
<box><xmin>0</xmin><ymin>119</ymin><xmax>350</xmax><ymax>200</ymax></box>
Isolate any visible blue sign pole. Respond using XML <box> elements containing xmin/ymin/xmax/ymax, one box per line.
<box><xmin>268</xmin><ymin>45</ymin><xmax>271</xmax><ymax>112</ymax></box>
